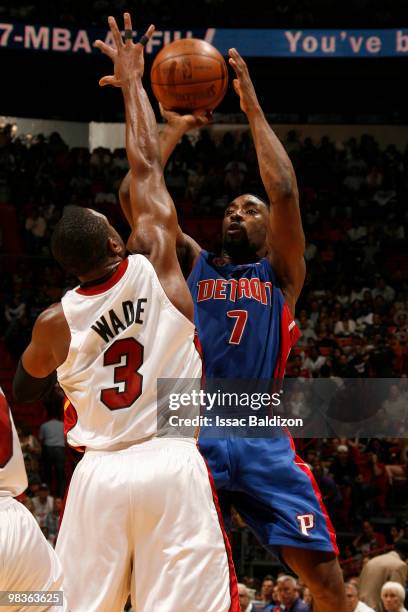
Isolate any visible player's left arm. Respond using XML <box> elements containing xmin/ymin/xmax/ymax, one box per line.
<box><xmin>118</xmin><ymin>107</ymin><xmax>207</xmax><ymax>270</ymax></box>
<box><xmin>229</xmin><ymin>48</ymin><xmax>305</xmax><ymax>315</ymax></box>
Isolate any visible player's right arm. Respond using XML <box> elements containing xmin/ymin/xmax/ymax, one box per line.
<box><xmin>118</xmin><ymin>108</ymin><xmax>205</xmax><ymax>271</ymax></box>
<box><xmin>96</xmin><ymin>14</ymin><xmax>194</xmax><ymax>320</ymax></box>
<box><xmin>229</xmin><ymin>49</ymin><xmax>305</xmax><ymax>315</ymax></box>
<box><xmin>13</xmin><ymin>304</ymin><xmax>70</xmax><ymax>402</ymax></box>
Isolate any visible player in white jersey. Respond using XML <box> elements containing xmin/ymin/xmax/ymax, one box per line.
<box><xmin>0</xmin><ymin>387</ymin><xmax>65</xmax><ymax>612</ymax></box>
<box><xmin>13</xmin><ymin>13</ymin><xmax>238</xmax><ymax>612</ymax></box>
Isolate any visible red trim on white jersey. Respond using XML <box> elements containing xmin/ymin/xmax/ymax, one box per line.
<box><xmin>201</xmin><ymin>455</ymin><xmax>240</xmax><ymax>612</ymax></box>
<box><xmin>76</xmin><ymin>258</ymin><xmax>129</xmax><ymax>296</ymax></box>
<box><xmin>63</xmin><ymin>397</ymin><xmax>84</xmax><ymax>453</ymax></box>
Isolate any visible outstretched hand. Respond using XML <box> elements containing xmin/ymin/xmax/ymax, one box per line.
<box><xmin>95</xmin><ymin>13</ymin><xmax>155</xmax><ymax>87</ymax></box>
<box><xmin>228</xmin><ymin>48</ymin><xmax>259</xmax><ymax>114</ymax></box>
<box><xmin>159</xmin><ymin>103</ymin><xmax>212</xmax><ymax>131</ymax></box>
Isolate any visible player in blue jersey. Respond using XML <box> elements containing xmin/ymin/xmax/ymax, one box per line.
<box><xmin>120</xmin><ymin>49</ymin><xmax>346</xmax><ymax>610</ymax></box>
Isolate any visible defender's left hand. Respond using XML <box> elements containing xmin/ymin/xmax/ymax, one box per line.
<box><xmin>95</xmin><ymin>13</ymin><xmax>155</xmax><ymax>88</ymax></box>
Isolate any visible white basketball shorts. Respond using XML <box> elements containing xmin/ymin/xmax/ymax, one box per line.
<box><xmin>0</xmin><ymin>497</ymin><xmax>65</xmax><ymax>612</ymax></box>
<box><xmin>56</xmin><ymin>437</ymin><xmax>238</xmax><ymax>612</ymax></box>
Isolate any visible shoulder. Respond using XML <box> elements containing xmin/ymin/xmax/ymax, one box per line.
<box><xmin>32</xmin><ymin>303</ymin><xmax>70</xmax><ymax>349</ymax></box>
<box><xmin>34</xmin><ymin>303</ymin><xmax>66</xmax><ymax>333</ymax></box>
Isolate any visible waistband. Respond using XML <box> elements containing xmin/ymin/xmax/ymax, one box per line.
<box><xmin>84</xmin><ymin>436</ymin><xmax>197</xmax><ymax>456</ymax></box>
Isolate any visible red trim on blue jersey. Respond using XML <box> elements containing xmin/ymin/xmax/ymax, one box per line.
<box><xmin>201</xmin><ymin>455</ymin><xmax>240</xmax><ymax>612</ymax></box>
<box><xmin>76</xmin><ymin>258</ymin><xmax>129</xmax><ymax>296</ymax></box>
<box><xmin>273</xmin><ymin>302</ymin><xmax>301</xmax><ymax>380</ymax></box>
<box><xmin>286</xmin><ymin>436</ymin><xmax>340</xmax><ymax>555</ymax></box>
<box><xmin>287</xmin><ymin>434</ymin><xmax>339</xmax><ymax>555</ymax></box>
<box><xmin>295</xmin><ymin>457</ymin><xmax>339</xmax><ymax>555</ymax></box>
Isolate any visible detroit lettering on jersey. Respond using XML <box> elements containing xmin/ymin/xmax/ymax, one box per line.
<box><xmin>188</xmin><ymin>251</ymin><xmax>299</xmax><ymax>380</ymax></box>
<box><xmin>91</xmin><ymin>298</ymin><xmax>147</xmax><ymax>343</ymax></box>
<box><xmin>197</xmin><ymin>277</ymin><xmax>273</xmax><ymax>305</ymax></box>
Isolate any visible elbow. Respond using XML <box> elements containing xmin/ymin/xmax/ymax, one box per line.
<box><xmin>13</xmin><ymin>360</ymin><xmax>57</xmax><ymax>403</ymax></box>
<box><xmin>277</xmin><ymin>173</ymin><xmax>298</xmax><ymax>200</ymax></box>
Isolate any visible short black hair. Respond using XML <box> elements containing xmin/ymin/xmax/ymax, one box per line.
<box><xmin>225</xmin><ymin>192</ymin><xmax>269</xmax><ymax>211</ymax></box>
<box><xmin>51</xmin><ymin>205</ymin><xmax>111</xmax><ymax>276</ymax></box>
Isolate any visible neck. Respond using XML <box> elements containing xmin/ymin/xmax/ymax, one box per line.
<box><xmin>78</xmin><ymin>257</ymin><xmax>123</xmax><ymax>288</ymax></box>
<box><xmin>221</xmin><ymin>245</ymin><xmax>267</xmax><ymax>265</ymax></box>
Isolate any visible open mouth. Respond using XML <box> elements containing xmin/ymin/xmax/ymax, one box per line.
<box><xmin>227</xmin><ymin>222</ymin><xmax>244</xmax><ymax>235</ymax></box>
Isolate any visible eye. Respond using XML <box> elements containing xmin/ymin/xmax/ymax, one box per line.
<box><xmin>224</xmin><ymin>208</ymin><xmax>233</xmax><ymax>216</ymax></box>
<box><xmin>246</xmin><ymin>209</ymin><xmax>257</xmax><ymax>215</ymax></box>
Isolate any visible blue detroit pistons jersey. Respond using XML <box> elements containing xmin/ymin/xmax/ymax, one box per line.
<box><xmin>188</xmin><ymin>251</ymin><xmax>299</xmax><ymax>380</ymax></box>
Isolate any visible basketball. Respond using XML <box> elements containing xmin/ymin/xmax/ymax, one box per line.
<box><xmin>150</xmin><ymin>38</ymin><xmax>228</xmax><ymax>113</ymax></box>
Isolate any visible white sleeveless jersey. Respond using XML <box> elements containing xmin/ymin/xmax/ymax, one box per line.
<box><xmin>0</xmin><ymin>386</ymin><xmax>28</xmax><ymax>497</ymax></box>
<box><xmin>57</xmin><ymin>255</ymin><xmax>202</xmax><ymax>451</ymax></box>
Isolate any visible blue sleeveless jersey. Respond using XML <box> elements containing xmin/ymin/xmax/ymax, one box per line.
<box><xmin>187</xmin><ymin>250</ymin><xmax>299</xmax><ymax>380</ymax></box>
<box><xmin>187</xmin><ymin>252</ymin><xmax>339</xmax><ymax>557</ymax></box>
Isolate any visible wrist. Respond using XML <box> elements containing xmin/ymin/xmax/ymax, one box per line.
<box><xmin>121</xmin><ymin>75</ymin><xmax>142</xmax><ymax>93</ymax></box>
<box><xmin>161</xmin><ymin>121</ymin><xmax>187</xmax><ymax>138</ymax></box>
<box><xmin>245</xmin><ymin>103</ymin><xmax>263</xmax><ymax>118</ymax></box>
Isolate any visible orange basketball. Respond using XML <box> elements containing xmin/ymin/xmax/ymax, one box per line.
<box><xmin>150</xmin><ymin>38</ymin><xmax>228</xmax><ymax>113</ymax></box>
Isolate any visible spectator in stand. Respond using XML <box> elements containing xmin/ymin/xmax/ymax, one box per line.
<box><xmin>353</xmin><ymin>521</ymin><xmax>386</xmax><ymax>555</ymax></box>
<box><xmin>384</xmin><ymin>442</ymin><xmax>408</xmax><ymax>485</ymax></box>
<box><xmin>238</xmin><ymin>583</ymin><xmax>256</xmax><ymax>612</ymax></box>
<box><xmin>303</xmin><ymin>588</ymin><xmax>313</xmax><ymax>609</ymax></box>
<box><xmin>389</xmin><ymin>526</ymin><xmax>404</xmax><ymax>544</ymax></box>
<box><xmin>24</xmin><ymin>206</ymin><xmax>47</xmax><ymax>254</ymax></box>
<box><xmin>382</xmin><ymin>384</ymin><xmax>407</xmax><ymax>422</ymax></box>
<box><xmin>259</xmin><ymin>576</ymin><xmax>274</xmax><ymax>608</ymax></box>
<box><xmin>267</xmin><ymin>575</ymin><xmax>310</xmax><ymax>612</ymax></box>
<box><xmin>38</xmin><ymin>401</ymin><xmax>65</xmax><ymax>497</ymax></box>
<box><xmin>302</xmin><ymin>346</ymin><xmax>325</xmax><ymax>376</ymax></box>
<box><xmin>381</xmin><ymin>583</ymin><xmax>408</xmax><ymax>612</ymax></box>
<box><xmin>372</xmin><ymin>277</ymin><xmax>396</xmax><ymax>303</ymax></box>
<box><xmin>46</xmin><ymin>497</ymin><xmax>63</xmax><ymax>547</ymax></box>
<box><xmin>359</xmin><ymin>540</ymin><xmax>408</xmax><ymax>610</ymax></box>
<box><xmin>271</xmin><ymin>585</ymin><xmax>281</xmax><ymax>608</ymax></box>
<box><xmin>334</xmin><ymin>315</ymin><xmax>357</xmax><ymax>337</ymax></box>
<box><xmin>345</xmin><ymin>582</ymin><xmax>375</xmax><ymax>612</ymax></box>
<box><xmin>32</xmin><ymin>483</ymin><xmax>54</xmax><ymax>528</ymax></box>
<box><xmin>313</xmin><ymin>461</ymin><xmax>342</xmax><ymax>523</ymax></box>
<box><xmin>330</xmin><ymin>445</ymin><xmax>359</xmax><ymax>487</ymax></box>
<box><xmin>18</xmin><ymin>424</ymin><xmax>41</xmax><ymax>473</ymax></box>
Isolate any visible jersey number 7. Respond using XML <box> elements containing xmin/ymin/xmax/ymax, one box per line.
<box><xmin>227</xmin><ymin>310</ymin><xmax>248</xmax><ymax>345</ymax></box>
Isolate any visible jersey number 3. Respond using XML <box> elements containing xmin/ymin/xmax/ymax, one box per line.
<box><xmin>0</xmin><ymin>394</ymin><xmax>13</xmax><ymax>468</ymax></box>
<box><xmin>101</xmin><ymin>338</ymin><xmax>144</xmax><ymax>410</ymax></box>
<box><xmin>227</xmin><ymin>310</ymin><xmax>248</xmax><ymax>345</ymax></box>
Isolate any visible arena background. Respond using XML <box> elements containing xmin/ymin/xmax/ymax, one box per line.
<box><xmin>1</xmin><ymin>0</ymin><xmax>407</xmax><ymax>604</ymax></box>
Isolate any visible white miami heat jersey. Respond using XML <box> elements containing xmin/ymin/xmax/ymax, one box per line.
<box><xmin>57</xmin><ymin>255</ymin><xmax>202</xmax><ymax>450</ymax></box>
<box><xmin>0</xmin><ymin>387</ymin><xmax>27</xmax><ymax>497</ymax></box>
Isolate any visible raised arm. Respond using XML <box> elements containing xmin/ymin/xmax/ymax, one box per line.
<box><xmin>96</xmin><ymin>14</ymin><xmax>193</xmax><ymax>319</ymax></box>
<box><xmin>118</xmin><ymin>108</ymin><xmax>206</xmax><ymax>270</ymax></box>
<box><xmin>229</xmin><ymin>49</ymin><xmax>305</xmax><ymax>314</ymax></box>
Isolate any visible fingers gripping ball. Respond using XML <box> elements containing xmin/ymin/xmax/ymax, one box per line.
<box><xmin>151</xmin><ymin>38</ymin><xmax>228</xmax><ymax>113</ymax></box>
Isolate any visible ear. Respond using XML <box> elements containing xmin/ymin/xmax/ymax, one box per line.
<box><xmin>107</xmin><ymin>236</ymin><xmax>123</xmax><ymax>255</ymax></box>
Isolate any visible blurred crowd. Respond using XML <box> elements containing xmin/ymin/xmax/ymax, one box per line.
<box><xmin>0</xmin><ymin>0</ymin><xmax>406</xmax><ymax>28</ymax></box>
<box><xmin>0</xmin><ymin>122</ymin><xmax>407</xmax><ymax>591</ymax></box>
<box><xmin>235</xmin><ymin>569</ymin><xmax>408</xmax><ymax>612</ymax></box>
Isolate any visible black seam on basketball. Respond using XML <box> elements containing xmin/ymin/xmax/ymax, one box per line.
<box><xmin>151</xmin><ymin>76</ymin><xmax>227</xmax><ymax>87</ymax></box>
<box><xmin>152</xmin><ymin>52</ymin><xmax>225</xmax><ymax>73</ymax></box>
